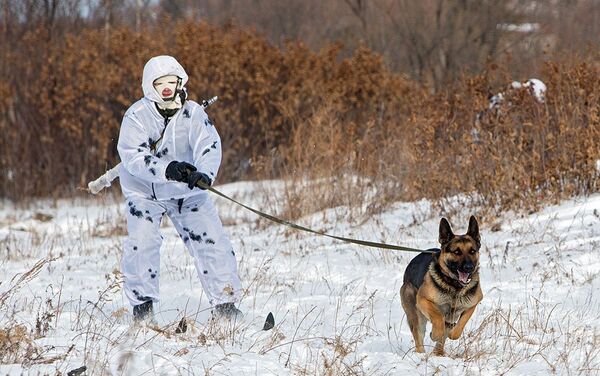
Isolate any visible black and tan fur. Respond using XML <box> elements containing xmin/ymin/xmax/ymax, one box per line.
<box><xmin>400</xmin><ymin>216</ymin><xmax>483</xmax><ymax>356</ymax></box>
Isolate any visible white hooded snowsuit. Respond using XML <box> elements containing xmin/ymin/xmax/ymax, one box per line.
<box><xmin>117</xmin><ymin>56</ymin><xmax>241</xmax><ymax>307</ymax></box>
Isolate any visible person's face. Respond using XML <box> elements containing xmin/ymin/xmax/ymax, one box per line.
<box><xmin>153</xmin><ymin>75</ymin><xmax>179</xmax><ymax>101</ymax></box>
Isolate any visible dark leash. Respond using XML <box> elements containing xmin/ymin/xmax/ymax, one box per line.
<box><xmin>195</xmin><ymin>181</ymin><xmax>432</xmax><ymax>253</ymax></box>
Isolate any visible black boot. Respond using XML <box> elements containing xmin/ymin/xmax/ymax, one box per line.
<box><xmin>212</xmin><ymin>302</ymin><xmax>242</xmax><ymax>320</ymax></box>
<box><xmin>133</xmin><ymin>300</ymin><xmax>153</xmax><ymax>322</ymax></box>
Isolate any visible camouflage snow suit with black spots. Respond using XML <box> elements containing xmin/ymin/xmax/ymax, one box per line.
<box><xmin>117</xmin><ymin>56</ymin><xmax>241</xmax><ymax>307</ymax></box>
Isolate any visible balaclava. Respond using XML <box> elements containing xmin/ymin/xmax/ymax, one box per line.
<box><xmin>153</xmin><ymin>75</ymin><xmax>185</xmax><ymax>117</ymax></box>
<box><xmin>141</xmin><ymin>56</ymin><xmax>189</xmax><ymax>118</ymax></box>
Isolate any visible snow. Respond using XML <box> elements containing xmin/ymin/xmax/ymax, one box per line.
<box><xmin>497</xmin><ymin>23</ymin><xmax>541</xmax><ymax>33</ymax></box>
<box><xmin>1</xmin><ymin>182</ymin><xmax>599</xmax><ymax>375</ymax></box>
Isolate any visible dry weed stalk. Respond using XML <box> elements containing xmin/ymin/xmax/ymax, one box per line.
<box><xmin>0</xmin><ymin>257</ymin><xmax>58</xmax><ymax>306</ymax></box>
<box><xmin>0</xmin><ymin>256</ymin><xmax>61</xmax><ymax>365</ymax></box>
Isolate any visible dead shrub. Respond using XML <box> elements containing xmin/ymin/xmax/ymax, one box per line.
<box><xmin>402</xmin><ymin>60</ymin><xmax>600</xmax><ymax>217</ymax></box>
<box><xmin>0</xmin><ymin>324</ymin><xmax>41</xmax><ymax>364</ymax></box>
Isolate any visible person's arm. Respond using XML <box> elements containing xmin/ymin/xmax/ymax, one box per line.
<box><xmin>189</xmin><ymin>110</ymin><xmax>222</xmax><ymax>184</ymax></box>
<box><xmin>117</xmin><ymin>114</ymin><xmax>170</xmax><ymax>183</ymax></box>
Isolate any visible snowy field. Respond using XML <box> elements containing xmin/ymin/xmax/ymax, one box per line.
<box><xmin>1</xmin><ymin>181</ymin><xmax>599</xmax><ymax>375</ymax></box>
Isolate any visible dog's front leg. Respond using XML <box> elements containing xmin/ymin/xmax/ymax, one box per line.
<box><xmin>448</xmin><ymin>304</ymin><xmax>478</xmax><ymax>340</ymax></box>
<box><xmin>416</xmin><ymin>296</ymin><xmax>446</xmax><ymax>354</ymax></box>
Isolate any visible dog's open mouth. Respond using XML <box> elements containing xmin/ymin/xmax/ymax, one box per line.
<box><xmin>457</xmin><ymin>271</ymin><xmax>471</xmax><ymax>284</ymax></box>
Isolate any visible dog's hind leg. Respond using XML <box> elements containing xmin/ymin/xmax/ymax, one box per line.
<box><xmin>401</xmin><ymin>283</ymin><xmax>426</xmax><ymax>353</ymax></box>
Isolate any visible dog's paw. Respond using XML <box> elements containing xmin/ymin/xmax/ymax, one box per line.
<box><xmin>448</xmin><ymin>327</ymin><xmax>462</xmax><ymax>340</ymax></box>
<box><xmin>430</xmin><ymin>329</ymin><xmax>444</xmax><ymax>342</ymax></box>
<box><xmin>433</xmin><ymin>344</ymin><xmax>445</xmax><ymax>356</ymax></box>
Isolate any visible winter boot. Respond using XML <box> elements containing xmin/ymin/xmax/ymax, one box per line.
<box><xmin>133</xmin><ymin>300</ymin><xmax>153</xmax><ymax>322</ymax></box>
<box><xmin>212</xmin><ymin>302</ymin><xmax>242</xmax><ymax>320</ymax></box>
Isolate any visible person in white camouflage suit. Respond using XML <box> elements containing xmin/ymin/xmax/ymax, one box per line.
<box><xmin>117</xmin><ymin>55</ymin><xmax>242</xmax><ymax>321</ymax></box>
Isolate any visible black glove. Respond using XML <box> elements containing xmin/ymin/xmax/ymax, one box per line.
<box><xmin>187</xmin><ymin>171</ymin><xmax>212</xmax><ymax>190</ymax></box>
<box><xmin>165</xmin><ymin>161</ymin><xmax>196</xmax><ymax>182</ymax></box>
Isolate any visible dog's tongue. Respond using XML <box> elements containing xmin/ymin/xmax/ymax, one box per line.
<box><xmin>458</xmin><ymin>271</ymin><xmax>470</xmax><ymax>284</ymax></box>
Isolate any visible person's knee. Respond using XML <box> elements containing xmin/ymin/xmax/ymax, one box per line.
<box><xmin>127</xmin><ymin>221</ymin><xmax>163</xmax><ymax>247</ymax></box>
<box><xmin>126</xmin><ymin>238</ymin><xmax>161</xmax><ymax>255</ymax></box>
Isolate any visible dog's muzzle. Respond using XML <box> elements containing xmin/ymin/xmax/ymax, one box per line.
<box><xmin>449</xmin><ymin>261</ymin><xmax>475</xmax><ymax>285</ymax></box>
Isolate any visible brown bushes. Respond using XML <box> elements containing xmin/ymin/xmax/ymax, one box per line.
<box><xmin>258</xmin><ymin>55</ymin><xmax>600</xmax><ymax>220</ymax></box>
<box><xmin>0</xmin><ymin>21</ymin><xmax>598</xmax><ymax>218</ymax></box>
<box><xmin>402</xmin><ymin>62</ymin><xmax>600</xmax><ymax>215</ymax></box>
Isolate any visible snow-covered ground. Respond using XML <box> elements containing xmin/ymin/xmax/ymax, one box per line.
<box><xmin>0</xmin><ymin>181</ymin><xmax>599</xmax><ymax>375</ymax></box>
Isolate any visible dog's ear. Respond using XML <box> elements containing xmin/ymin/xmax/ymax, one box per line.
<box><xmin>467</xmin><ymin>215</ymin><xmax>480</xmax><ymax>245</ymax></box>
<box><xmin>439</xmin><ymin>218</ymin><xmax>454</xmax><ymax>246</ymax></box>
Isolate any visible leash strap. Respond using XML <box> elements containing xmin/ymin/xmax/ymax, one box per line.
<box><xmin>197</xmin><ymin>181</ymin><xmax>431</xmax><ymax>253</ymax></box>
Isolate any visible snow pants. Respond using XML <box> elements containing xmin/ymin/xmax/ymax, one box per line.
<box><xmin>121</xmin><ymin>194</ymin><xmax>242</xmax><ymax>307</ymax></box>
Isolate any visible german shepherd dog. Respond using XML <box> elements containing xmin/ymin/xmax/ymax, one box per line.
<box><xmin>400</xmin><ymin>216</ymin><xmax>483</xmax><ymax>356</ymax></box>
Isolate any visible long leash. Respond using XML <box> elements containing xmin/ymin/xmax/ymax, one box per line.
<box><xmin>197</xmin><ymin>181</ymin><xmax>432</xmax><ymax>254</ymax></box>
<box><xmin>86</xmin><ymin>93</ymin><xmax>429</xmax><ymax>253</ymax></box>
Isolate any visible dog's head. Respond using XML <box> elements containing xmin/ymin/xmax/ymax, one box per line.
<box><xmin>437</xmin><ymin>216</ymin><xmax>481</xmax><ymax>286</ymax></box>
